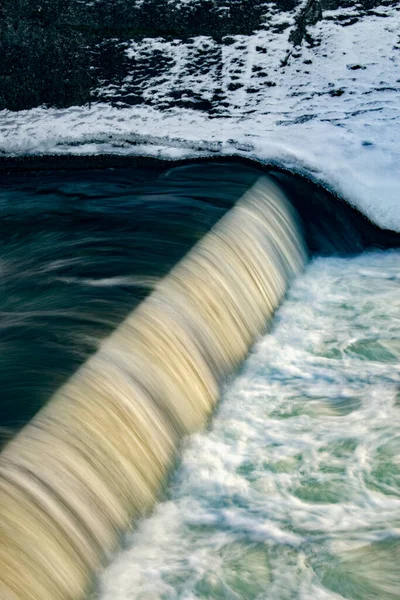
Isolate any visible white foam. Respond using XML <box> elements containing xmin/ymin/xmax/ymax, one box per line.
<box><xmin>98</xmin><ymin>250</ymin><xmax>400</xmax><ymax>600</ymax></box>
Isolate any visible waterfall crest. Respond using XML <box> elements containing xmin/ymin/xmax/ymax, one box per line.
<box><xmin>0</xmin><ymin>177</ymin><xmax>306</xmax><ymax>600</ymax></box>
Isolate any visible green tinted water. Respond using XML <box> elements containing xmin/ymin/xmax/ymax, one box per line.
<box><xmin>98</xmin><ymin>251</ymin><xmax>400</xmax><ymax>600</ymax></box>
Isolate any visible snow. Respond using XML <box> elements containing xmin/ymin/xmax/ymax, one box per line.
<box><xmin>0</xmin><ymin>4</ymin><xmax>399</xmax><ymax>230</ymax></box>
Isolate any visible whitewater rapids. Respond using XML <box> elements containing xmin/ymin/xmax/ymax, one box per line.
<box><xmin>98</xmin><ymin>250</ymin><xmax>400</xmax><ymax>600</ymax></box>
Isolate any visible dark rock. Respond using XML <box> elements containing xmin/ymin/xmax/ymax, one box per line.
<box><xmin>329</xmin><ymin>88</ymin><xmax>345</xmax><ymax>96</ymax></box>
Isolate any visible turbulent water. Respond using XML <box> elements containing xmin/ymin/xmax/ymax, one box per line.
<box><xmin>0</xmin><ymin>163</ymin><xmax>260</xmax><ymax>434</ymax></box>
<box><xmin>0</xmin><ymin>164</ymin><xmax>307</xmax><ymax>600</ymax></box>
<box><xmin>0</xmin><ymin>163</ymin><xmax>399</xmax><ymax>600</ymax></box>
<box><xmin>97</xmin><ymin>250</ymin><xmax>400</xmax><ymax>600</ymax></box>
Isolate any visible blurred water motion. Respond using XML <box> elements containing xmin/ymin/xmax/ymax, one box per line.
<box><xmin>0</xmin><ymin>163</ymin><xmax>260</xmax><ymax>432</ymax></box>
<box><xmin>0</xmin><ymin>172</ymin><xmax>306</xmax><ymax>600</ymax></box>
<box><xmin>98</xmin><ymin>250</ymin><xmax>400</xmax><ymax>600</ymax></box>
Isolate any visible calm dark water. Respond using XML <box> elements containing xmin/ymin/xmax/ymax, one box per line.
<box><xmin>0</xmin><ymin>163</ymin><xmax>261</xmax><ymax>433</ymax></box>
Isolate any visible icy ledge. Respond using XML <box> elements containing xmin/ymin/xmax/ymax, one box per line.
<box><xmin>2</xmin><ymin>102</ymin><xmax>399</xmax><ymax>232</ymax></box>
<box><xmin>1</xmin><ymin>8</ymin><xmax>399</xmax><ymax>231</ymax></box>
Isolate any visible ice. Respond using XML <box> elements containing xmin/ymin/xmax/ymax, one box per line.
<box><xmin>1</xmin><ymin>4</ymin><xmax>399</xmax><ymax>230</ymax></box>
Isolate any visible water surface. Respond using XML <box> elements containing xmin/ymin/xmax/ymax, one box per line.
<box><xmin>0</xmin><ymin>163</ymin><xmax>260</xmax><ymax>432</ymax></box>
<box><xmin>98</xmin><ymin>251</ymin><xmax>400</xmax><ymax>600</ymax></box>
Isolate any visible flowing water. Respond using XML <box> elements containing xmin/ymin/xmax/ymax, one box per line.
<box><xmin>0</xmin><ymin>162</ymin><xmax>399</xmax><ymax>600</ymax></box>
<box><xmin>0</xmin><ymin>163</ymin><xmax>260</xmax><ymax>434</ymax></box>
<box><xmin>98</xmin><ymin>250</ymin><xmax>400</xmax><ymax>600</ymax></box>
<box><xmin>0</xmin><ymin>164</ymin><xmax>307</xmax><ymax>600</ymax></box>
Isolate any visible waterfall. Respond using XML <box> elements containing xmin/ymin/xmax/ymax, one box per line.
<box><xmin>0</xmin><ymin>176</ymin><xmax>306</xmax><ymax>600</ymax></box>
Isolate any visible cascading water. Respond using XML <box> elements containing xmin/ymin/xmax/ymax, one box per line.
<box><xmin>0</xmin><ymin>169</ymin><xmax>306</xmax><ymax>600</ymax></box>
<box><xmin>98</xmin><ymin>250</ymin><xmax>400</xmax><ymax>600</ymax></box>
<box><xmin>0</xmin><ymin>161</ymin><xmax>398</xmax><ymax>600</ymax></box>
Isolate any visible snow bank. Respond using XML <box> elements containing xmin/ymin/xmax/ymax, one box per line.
<box><xmin>1</xmin><ymin>5</ymin><xmax>399</xmax><ymax>230</ymax></box>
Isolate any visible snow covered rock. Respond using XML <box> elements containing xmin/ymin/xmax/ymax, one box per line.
<box><xmin>0</xmin><ymin>1</ymin><xmax>399</xmax><ymax>229</ymax></box>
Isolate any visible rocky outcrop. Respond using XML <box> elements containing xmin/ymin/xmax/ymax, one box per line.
<box><xmin>0</xmin><ymin>0</ymin><xmax>396</xmax><ymax>111</ymax></box>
